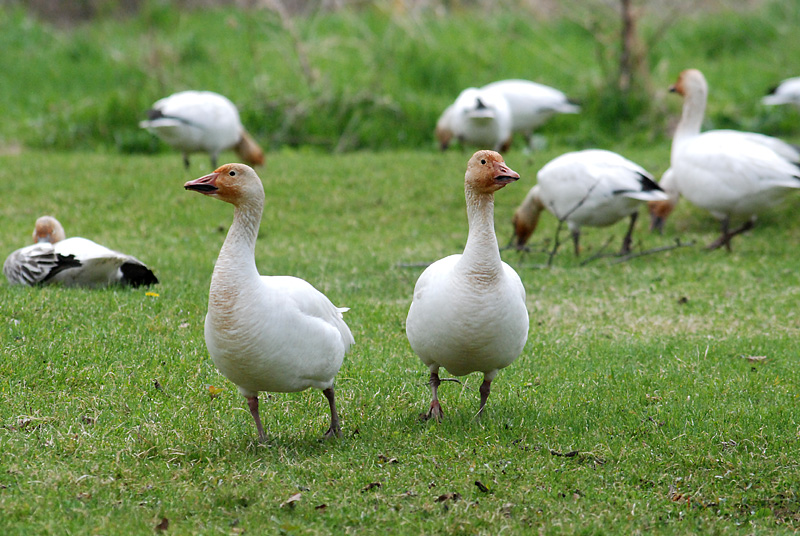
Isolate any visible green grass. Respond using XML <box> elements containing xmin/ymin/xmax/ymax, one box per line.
<box><xmin>2</xmin><ymin>146</ymin><xmax>800</xmax><ymax>534</ymax></box>
<box><xmin>2</xmin><ymin>1</ymin><xmax>800</xmax><ymax>533</ymax></box>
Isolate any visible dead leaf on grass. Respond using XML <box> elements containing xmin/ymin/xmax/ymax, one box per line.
<box><xmin>435</xmin><ymin>492</ymin><xmax>461</xmax><ymax>503</ymax></box>
<box><xmin>377</xmin><ymin>454</ymin><xmax>399</xmax><ymax>464</ymax></box>
<box><xmin>474</xmin><ymin>481</ymin><xmax>490</xmax><ymax>493</ymax></box>
<box><xmin>280</xmin><ymin>492</ymin><xmax>302</xmax><ymax>508</ymax></box>
<box><xmin>155</xmin><ymin>517</ymin><xmax>169</xmax><ymax>531</ymax></box>
<box><xmin>315</xmin><ymin>503</ymin><xmax>327</xmax><ymax>511</ymax></box>
<box><xmin>741</xmin><ymin>355</ymin><xmax>767</xmax><ymax>363</ymax></box>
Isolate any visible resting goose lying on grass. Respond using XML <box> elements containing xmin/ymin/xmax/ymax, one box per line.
<box><xmin>406</xmin><ymin>150</ymin><xmax>529</xmax><ymax>421</ymax></box>
<box><xmin>3</xmin><ymin>216</ymin><xmax>158</xmax><ymax>288</ymax></box>
<box><xmin>184</xmin><ymin>163</ymin><xmax>353</xmax><ymax>443</ymax></box>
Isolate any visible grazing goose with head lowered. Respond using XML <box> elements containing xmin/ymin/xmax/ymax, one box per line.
<box><xmin>3</xmin><ymin>216</ymin><xmax>158</xmax><ymax>287</ymax></box>
<box><xmin>510</xmin><ymin>149</ymin><xmax>666</xmax><ymax>255</ymax></box>
<box><xmin>406</xmin><ymin>150</ymin><xmax>529</xmax><ymax>421</ymax></box>
<box><xmin>762</xmin><ymin>77</ymin><xmax>800</xmax><ymax>108</ymax></box>
<box><xmin>141</xmin><ymin>90</ymin><xmax>264</xmax><ymax>169</ymax></box>
<box><xmin>184</xmin><ymin>163</ymin><xmax>353</xmax><ymax>442</ymax></box>
<box><xmin>650</xmin><ymin>69</ymin><xmax>800</xmax><ymax>250</ymax></box>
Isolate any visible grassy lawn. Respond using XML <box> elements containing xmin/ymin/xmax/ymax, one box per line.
<box><xmin>2</xmin><ymin>146</ymin><xmax>799</xmax><ymax>534</ymax></box>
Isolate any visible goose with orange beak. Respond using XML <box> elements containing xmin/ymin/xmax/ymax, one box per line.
<box><xmin>184</xmin><ymin>163</ymin><xmax>353</xmax><ymax>443</ymax></box>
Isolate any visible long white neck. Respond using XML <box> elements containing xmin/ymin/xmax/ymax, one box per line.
<box><xmin>458</xmin><ymin>187</ymin><xmax>502</xmax><ymax>279</ymax></box>
<box><xmin>672</xmin><ymin>86</ymin><xmax>706</xmax><ymax>153</ymax></box>
<box><xmin>209</xmin><ymin>196</ymin><xmax>264</xmax><ymax>311</ymax></box>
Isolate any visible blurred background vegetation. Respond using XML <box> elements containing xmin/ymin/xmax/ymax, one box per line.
<box><xmin>1</xmin><ymin>0</ymin><xmax>798</xmax><ymax>155</ymax></box>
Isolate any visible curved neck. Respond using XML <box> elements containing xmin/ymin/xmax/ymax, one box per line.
<box><xmin>673</xmin><ymin>87</ymin><xmax>706</xmax><ymax>148</ymax></box>
<box><xmin>210</xmin><ymin>197</ymin><xmax>263</xmax><ymax>307</ymax></box>
<box><xmin>458</xmin><ymin>187</ymin><xmax>502</xmax><ymax>278</ymax></box>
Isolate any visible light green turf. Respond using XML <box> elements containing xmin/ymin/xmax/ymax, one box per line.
<box><xmin>1</xmin><ymin>146</ymin><xmax>799</xmax><ymax>534</ymax></box>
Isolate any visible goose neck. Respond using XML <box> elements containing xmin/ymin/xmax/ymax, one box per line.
<box><xmin>459</xmin><ymin>188</ymin><xmax>502</xmax><ymax>276</ymax></box>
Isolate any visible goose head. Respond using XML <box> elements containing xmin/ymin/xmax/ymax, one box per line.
<box><xmin>647</xmin><ymin>168</ymin><xmax>680</xmax><ymax>233</ymax></box>
<box><xmin>465</xmin><ymin>150</ymin><xmax>520</xmax><ymax>195</ymax></box>
<box><xmin>32</xmin><ymin>216</ymin><xmax>66</xmax><ymax>244</ymax></box>
<box><xmin>510</xmin><ymin>185</ymin><xmax>544</xmax><ymax>249</ymax></box>
<box><xmin>670</xmin><ymin>69</ymin><xmax>708</xmax><ymax>101</ymax></box>
<box><xmin>235</xmin><ymin>131</ymin><xmax>265</xmax><ymax>167</ymax></box>
<box><xmin>184</xmin><ymin>163</ymin><xmax>264</xmax><ymax>206</ymax></box>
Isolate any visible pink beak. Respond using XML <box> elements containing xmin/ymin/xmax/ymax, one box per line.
<box><xmin>184</xmin><ymin>172</ymin><xmax>219</xmax><ymax>194</ymax></box>
<box><xmin>493</xmin><ymin>161</ymin><xmax>520</xmax><ymax>185</ymax></box>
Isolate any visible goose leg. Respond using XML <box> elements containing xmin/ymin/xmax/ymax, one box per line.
<box><xmin>476</xmin><ymin>370</ymin><xmax>498</xmax><ymax>419</ymax></box>
<box><xmin>620</xmin><ymin>212</ymin><xmax>638</xmax><ymax>255</ymax></box>
<box><xmin>182</xmin><ymin>153</ymin><xmax>191</xmax><ymax>169</ymax></box>
<box><xmin>322</xmin><ymin>387</ymin><xmax>341</xmax><ymax>439</ymax></box>
<box><xmin>571</xmin><ymin>229</ymin><xmax>581</xmax><ymax>256</ymax></box>
<box><xmin>708</xmin><ymin>218</ymin><xmax>754</xmax><ymax>251</ymax></box>
<box><xmin>422</xmin><ymin>368</ymin><xmax>444</xmax><ymax>421</ymax></box>
<box><xmin>246</xmin><ymin>395</ymin><xmax>267</xmax><ymax>443</ymax></box>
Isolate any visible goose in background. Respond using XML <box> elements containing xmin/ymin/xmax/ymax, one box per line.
<box><xmin>406</xmin><ymin>150</ymin><xmax>529</xmax><ymax>421</ymax></box>
<box><xmin>655</xmin><ymin>69</ymin><xmax>800</xmax><ymax>250</ymax></box>
<box><xmin>3</xmin><ymin>216</ymin><xmax>158</xmax><ymax>287</ymax></box>
<box><xmin>184</xmin><ymin>163</ymin><xmax>353</xmax><ymax>442</ymax></box>
<box><xmin>447</xmin><ymin>87</ymin><xmax>513</xmax><ymax>152</ymax></box>
<box><xmin>510</xmin><ymin>149</ymin><xmax>667</xmax><ymax>255</ymax></box>
<box><xmin>762</xmin><ymin>77</ymin><xmax>800</xmax><ymax>107</ymax></box>
<box><xmin>141</xmin><ymin>91</ymin><xmax>264</xmax><ymax>169</ymax></box>
<box><xmin>436</xmin><ymin>79</ymin><xmax>579</xmax><ymax>151</ymax></box>
<box><xmin>482</xmin><ymin>79</ymin><xmax>580</xmax><ymax>147</ymax></box>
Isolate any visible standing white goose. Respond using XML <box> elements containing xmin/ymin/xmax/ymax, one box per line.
<box><xmin>510</xmin><ymin>149</ymin><xmax>666</xmax><ymax>255</ymax></box>
<box><xmin>661</xmin><ymin>69</ymin><xmax>800</xmax><ymax>250</ymax></box>
<box><xmin>762</xmin><ymin>77</ymin><xmax>800</xmax><ymax>107</ymax></box>
<box><xmin>482</xmin><ymin>79</ymin><xmax>580</xmax><ymax>146</ymax></box>
<box><xmin>406</xmin><ymin>150</ymin><xmax>529</xmax><ymax>420</ymax></box>
<box><xmin>184</xmin><ymin>163</ymin><xmax>353</xmax><ymax>442</ymax></box>
<box><xmin>3</xmin><ymin>216</ymin><xmax>158</xmax><ymax>287</ymax></box>
<box><xmin>448</xmin><ymin>88</ymin><xmax>514</xmax><ymax>152</ymax></box>
<box><xmin>141</xmin><ymin>91</ymin><xmax>264</xmax><ymax>169</ymax></box>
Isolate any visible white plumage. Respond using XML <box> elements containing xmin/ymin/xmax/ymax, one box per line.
<box><xmin>184</xmin><ymin>163</ymin><xmax>353</xmax><ymax>442</ymax></box>
<box><xmin>762</xmin><ymin>77</ymin><xmax>800</xmax><ymax>107</ymax></box>
<box><xmin>650</xmin><ymin>69</ymin><xmax>800</xmax><ymax>250</ymax></box>
<box><xmin>436</xmin><ymin>79</ymin><xmax>579</xmax><ymax>151</ymax></box>
<box><xmin>3</xmin><ymin>216</ymin><xmax>158</xmax><ymax>287</ymax></box>
<box><xmin>141</xmin><ymin>91</ymin><xmax>264</xmax><ymax>169</ymax></box>
<box><xmin>406</xmin><ymin>150</ymin><xmax>529</xmax><ymax>420</ymax></box>
<box><xmin>510</xmin><ymin>149</ymin><xmax>667</xmax><ymax>255</ymax></box>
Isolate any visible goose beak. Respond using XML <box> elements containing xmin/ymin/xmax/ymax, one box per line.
<box><xmin>494</xmin><ymin>162</ymin><xmax>520</xmax><ymax>186</ymax></box>
<box><xmin>184</xmin><ymin>172</ymin><xmax>219</xmax><ymax>194</ymax></box>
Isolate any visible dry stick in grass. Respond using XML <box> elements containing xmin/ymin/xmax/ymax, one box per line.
<box><xmin>545</xmin><ymin>178</ymin><xmax>603</xmax><ymax>266</ymax></box>
<box><xmin>579</xmin><ymin>237</ymin><xmax>695</xmax><ymax>266</ymax></box>
<box><xmin>261</xmin><ymin>0</ymin><xmax>318</xmax><ymax>88</ymax></box>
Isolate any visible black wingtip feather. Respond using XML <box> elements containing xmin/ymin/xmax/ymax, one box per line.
<box><xmin>120</xmin><ymin>263</ymin><xmax>159</xmax><ymax>288</ymax></box>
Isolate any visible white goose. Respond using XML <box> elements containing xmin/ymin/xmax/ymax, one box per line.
<box><xmin>762</xmin><ymin>77</ymin><xmax>800</xmax><ymax>107</ymax></box>
<box><xmin>482</xmin><ymin>79</ymin><xmax>580</xmax><ymax>145</ymax></box>
<box><xmin>510</xmin><ymin>150</ymin><xmax>667</xmax><ymax>255</ymax></box>
<box><xmin>141</xmin><ymin>91</ymin><xmax>264</xmax><ymax>169</ymax></box>
<box><xmin>406</xmin><ymin>150</ymin><xmax>529</xmax><ymax>420</ymax></box>
<box><xmin>3</xmin><ymin>216</ymin><xmax>158</xmax><ymax>287</ymax></box>
<box><xmin>448</xmin><ymin>87</ymin><xmax>513</xmax><ymax>152</ymax></box>
<box><xmin>655</xmin><ymin>69</ymin><xmax>800</xmax><ymax>249</ymax></box>
<box><xmin>184</xmin><ymin>163</ymin><xmax>353</xmax><ymax>442</ymax></box>
<box><xmin>437</xmin><ymin>80</ymin><xmax>579</xmax><ymax>151</ymax></box>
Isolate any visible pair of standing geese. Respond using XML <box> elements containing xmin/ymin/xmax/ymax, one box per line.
<box><xmin>6</xmin><ymin>69</ymin><xmax>800</xmax><ymax>442</ymax></box>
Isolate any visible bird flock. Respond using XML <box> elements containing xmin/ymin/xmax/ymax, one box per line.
<box><xmin>5</xmin><ymin>69</ymin><xmax>800</xmax><ymax>443</ymax></box>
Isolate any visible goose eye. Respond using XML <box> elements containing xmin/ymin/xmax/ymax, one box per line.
<box><xmin>480</xmin><ymin>159</ymin><xmax>486</xmax><ymax>165</ymax></box>
<box><xmin>229</xmin><ymin>170</ymin><xmax>236</xmax><ymax>176</ymax></box>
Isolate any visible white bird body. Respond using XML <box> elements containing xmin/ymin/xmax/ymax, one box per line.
<box><xmin>660</xmin><ymin>69</ymin><xmax>800</xmax><ymax>249</ymax></box>
<box><xmin>448</xmin><ymin>87</ymin><xmax>513</xmax><ymax>152</ymax></box>
<box><xmin>3</xmin><ymin>216</ymin><xmax>158</xmax><ymax>287</ymax></box>
<box><xmin>762</xmin><ymin>77</ymin><xmax>800</xmax><ymax>107</ymax></box>
<box><xmin>141</xmin><ymin>91</ymin><xmax>264</xmax><ymax>169</ymax></box>
<box><xmin>184</xmin><ymin>163</ymin><xmax>352</xmax><ymax>441</ymax></box>
<box><xmin>437</xmin><ymin>79</ymin><xmax>578</xmax><ymax>151</ymax></box>
<box><xmin>482</xmin><ymin>79</ymin><xmax>580</xmax><ymax>135</ymax></box>
<box><xmin>406</xmin><ymin>150</ymin><xmax>528</xmax><ymax>420</ymax></box>
<box><xmin>510</xmin><ymin>149</ymin><xmax>666</xmax><ymax>254</ymax></box>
